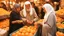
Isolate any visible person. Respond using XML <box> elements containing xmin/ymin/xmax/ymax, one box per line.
<box><xmin>31</xmin><ymin>2</ymin><xmax>39</xmax><ymax>15</ymax></box>
<box><xmin>42</xmin><ymin>4</ymin><xmax>56</xmax><ymax>36</ymax></box>
<box><xmin>45</xmin><ymin>0</ymin><xmax>53</xmax><ymax>6</ymax></box>
<box><xmin>0</xmin><ymin>2</ymin><xmax>7</xmax><ymax>10</ymax></box>
<box><xmin>53</xmin><ymin>0</ymin><xmax>60</xmax><ymax>11</ymax></box>
<box><xmin>37</xmin><ymin>3</ymin><xmax>45</xmax><ymax>19</ymax></box>
<box><xmin>20</xmin><ymin>1</ymin><xmax>38</xmax><ymax>25</ymax></box>
<box><xmin>31</xmin><ymin>2</ymin><xmax>45</xmax><ymax>19</ymax></box>
<box><xmin>9</xmin><ymin>4</ymin><xmax>24</xmax><ymax>35</ymax></box>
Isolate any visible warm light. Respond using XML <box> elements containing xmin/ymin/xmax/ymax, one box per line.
<box><xmin>10</xmin><ymin>2</ymin><xmax>12</xmax><ymax>4</ymax></box>
<box><xmin>1</xmin><ymin>1</ymin><xmax>6</xmax><ymax>4</ymax></box>
<box><xmin>34</xmin><ymin>0</ymin><xmax>37</xmax><ymax>2</ymax></box>
<box><xmin>13</xmin><ymin>2</ymin><xmax>15</xmax><ymax>5</ymax></box>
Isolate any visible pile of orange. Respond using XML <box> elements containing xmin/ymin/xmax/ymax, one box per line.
<box><xmin>0</xmin><ymin>19</ymin><xmax>9</xmax><ymax>30</ymax></box>
<box><xmin>56</xmin><ymin>23</ymin><xmax>64</xmax><ymax>29</ymax></box>
<box><xmin>56</xmin><ymin>9</ymin><xmax>64</xmax><ymax>16</ymax></box>
<box><xmin>0</xmin><ymin>8</ymin><xmax>10</xmax><ymax>16</ymax></box>
<box><xmin>56</xmin><ymin>31</ymin><xmax>64</xmax><ymax>36</ymax></box>
<box><xmin>56</xmin><ymin>17</ymin><xmax>63</xmax><ymax>22</ymax></box>
<box><xmin>56</xmin><ymin>9</ymin><xmax>64</xmax><ymax>22</ymax></box>
<box><xmin>56</xmin><ymin>9</ymin><xmax>64</xmax><ymax>36</ymax></box>
<box><xmin>56</xmin><ymin>23</ymin><xmax>64</xmax><ymax>36</ymax></box>
<box><xmin>12</xmin><ymin>26</ymin><xmax>37</xmax><ymax>36</ymax></box>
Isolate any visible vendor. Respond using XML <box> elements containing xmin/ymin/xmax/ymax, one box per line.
<box><xmin>20</xmin><ymin>1</ymin><xmax>38</xmax><ymax>25</ymax></box>
<box><xmin>9</xmin><ymin>4</ymin><xmax>24</xmax><ymax>35</ymax></box>
<box><xmin>42</xmin><ymin>3</ymin><xmax>56</xmax><ymax>36</ymax></box>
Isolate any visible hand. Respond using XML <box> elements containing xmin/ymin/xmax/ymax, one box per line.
<box><xmin>22</xmin><ymin>18</ymin><xmax>27</xmax><ymax>22</ymax></box>
<box><xmin>12</xmin><ymin>20</ymin><xmax>23</xmax><ymax>24</ymax></box>
<box><xmin>27</xmin><ymin>20</ymin><xmax>33</xmax><ymax>24</ymax></box>
<box><xmin>34</xmin><ymin>22</ymin><xmax>38</xmax><ymax>25</ymax></box>
<box><xmin>12</xmin><ymin>21</ymin><xmax>16</xmax><ymax>24</ymax></box>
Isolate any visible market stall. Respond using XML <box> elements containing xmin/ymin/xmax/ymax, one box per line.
<box><xmin>0</xmin><ymin>8</ymin><xmax>10</xmax><ymax>36</ymax></box>
<box><xmin>9</xmin><ymin>19</ymin><xmax>43</xmax><ymax>36</ymax></box>
<box><xmin>56</xmin><ymin>9</ymin><xmax>64</xmax><ymax>36</ymax></box>
<box><xmin>0</xmin><ymin>0</ymin><xmax>64</xmax><ymax>36</ymax></box>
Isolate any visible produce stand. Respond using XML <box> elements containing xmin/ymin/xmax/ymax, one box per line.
<box><xmin>10</xmin><ymin>24</ymin><xmax>42</xmax><ymax>36</ymax></box>
<box><xmin>0</xmin><ymin>8</ymin><xmax>10</xmax><ymax>36</ymax></box>
<box><xmin>56</xmin><ymin>9</ymin><xmax>64</xmax><ymax>36</ymax></box>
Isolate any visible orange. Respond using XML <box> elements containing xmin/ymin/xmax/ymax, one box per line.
<box><xmin>56</xmin><ymin>31</ymin><xmax>64</xmax><ymax>36</ymax></box>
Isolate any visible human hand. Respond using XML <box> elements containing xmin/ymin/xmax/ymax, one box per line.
<box><xmin>26</xmin><ymin>20</ymin><xmax>33</xmax><ymax>24</ymax></box>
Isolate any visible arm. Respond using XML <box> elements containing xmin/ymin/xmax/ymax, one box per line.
<box><xmin>10</xmin><ymin>12</ymin><xmax>23</xmax><ymax>24</ymax></box>
<box><xmin>20</xmin><ymin>10</ymin><xmax>27</xmax><ymax>22</ymax></box>
<box><xmin>12</xmin><ymin>20</ymin><xmax>23</xmax><ymax>24</ymax></box>
<box><xmin>46</xmin><ymin>13</ymin><xmax>56</xmax><ymax>28</ymax></box>
<box><xmin>33</xmin><ymin>8</ymin><xmax>38</xmax><ymax>22</ymax></box>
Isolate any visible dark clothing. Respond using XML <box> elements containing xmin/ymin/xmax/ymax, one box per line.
<box><xmin>55</xmin><ymin>4</ymin><xmax>59</xmax><ymax>11</ymax></box>
<box><xmin>34</xmin><ymin>6</ymin><xmax>45</xmax><ymax>19</ymax></box>
<box><xmin>52</xmin><ymin>0</ymin><xmax>60</xmax><ymax>11</ymax></box>
<box><xmin>9</xmin><ymin>11</ymin><xmax>24</xmax><ymax>35</ymax></box>
<box><xmin>34</xmin><ymin>6</ymin><xmax>39</xmax><ymax>15</ymax></box>
<box><xmin>39</xmin><ymin>8</ymin><xmax>45</xmax><ymax>19</ymax></box>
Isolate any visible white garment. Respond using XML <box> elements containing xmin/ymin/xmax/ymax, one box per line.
<box><xmin>23</xmin><ymin>1</ymin><xmax>33</xmax><ymax>17</ymax></box>
<box><xmin>43</xmin><ymin>4</ymin><xmax>55</xmax><ymax>24</ymax></box>
<box><xmin>42</xmin><ymin>4</ymin><xmax>55</xmax><ymax>36</ymax></box>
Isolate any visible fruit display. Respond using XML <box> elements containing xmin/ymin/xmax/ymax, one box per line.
<box><xmin>56</xmin><ymin>9</ymin><xmax>64</xmax><ymax>16</ymax></box>
<box><xmin>11</xmin><ymin>26</ymin><xmax>37</xmax><ymax>36</ymax></box>
<box><xmin>56</xmin><ymin>31</ymin><xmax>64</xmax><ymax>36</ymax></box>
<box><xmin>56</xmin><ymin>9</ymin><xmax>64</xmax><ymax>19</ymax></box>
<box><xmin>56</xmin><ymin>23</ymin><xmax>64</xmax><ymax>29</ymax></box>
<box><xmin>56</xmin><ymin>22</ymin><xmax>64</xmax><ymax>36</ymax></box>
<box><xmin>56</xmin><ymin>9</ymin><xmax>64</xmax><ymax>36</ymax></box>
<box><xmin>0</xmin><ymin>8</ymin><xmax>10</xmax><ymax>16</ymax></box>
<box><xmin>0</xmin><ymin>19</ymin><xmax>9</xmax><ymax>31</ymax></box>
<box><xmin>56</xmin><ymin>9</ymin><xmax>64</xmax><ymax>22</ymax></box>
<box><xmin>56</xmin><ymin>17</ymin><xmax>64</xmax><ymax>23</ymax></box>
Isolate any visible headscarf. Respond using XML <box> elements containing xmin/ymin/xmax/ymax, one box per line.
<box><xmin>13</xmin><ymin>4</ymin><xmax>20</xmax><ymax>12</ymax></box>
<box><xmin>43</xmin><ymin>4</ymin><xmax>55</xmax><ymax>24</ymax></box>
<box><xmin>23</xmin><ymin>1</ymin><xmax>33</xmax><ymax>17</ymax></box>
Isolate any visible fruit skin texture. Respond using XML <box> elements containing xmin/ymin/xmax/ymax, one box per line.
<box><xmin>56</xmin><ymin>23</ymin><xmax>64</xmax><ymax>29</ymax></box>
<box><xmin>56</xmin><ymin>9</ymin><xmax>64</xmax><ymax>22</ymax></box>
<box><xmin>12</xmin><ymin>26</ymin><xmax>37</xmax><ymax>36</ymax></box>
<box><xmin>0</xmin><ymin>19</ymin><xmax>9</xmax><ymax>31</ymax></box>
<box><xmin>0</xmin><ymin>8</ymin><xmax>10</xmax><ymax>16</ymax></box>
<box><xmin>56</xmin><ymin>31</ymin><xmax>64</xmax><ymax>36</ymax></box>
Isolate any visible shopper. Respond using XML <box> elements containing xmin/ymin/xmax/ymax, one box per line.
<box><xmin>42</xmin><ymin>3</ymin><xmax>56</xmax><ymax>36</ymax></box>
<box><xmin>52</xmin><ymin>0</ymin><xmax>60</xmax><ymax>11</ymax></box>
<box><xmin>31</xmin><ymin>2</ymin><xmax>39</xmax><ymax>16</ymax></box>
<box><xmin>20</xmin><ymin>1</ymin><xmax>38</xmax><ymax>25</ymax></box>
<box><xmin>31</xmin><ymin>2</ymin><xmax>45</xmax><ymax>19</ymax></box>
<box><xmin>9</xmin><ymin>4</ymin><xmax>24</xmax><ymax>35</ymax></box>
<box><xmin>38</xmin><ymin>3</ymin><xmax>45</xmax><ymax>19</ymax></box>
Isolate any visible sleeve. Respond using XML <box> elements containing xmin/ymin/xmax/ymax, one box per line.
<box><xmin>47</xmin><ymin>13</ymin><xmax>56</xmax><ymax>28</ymax></box>
<box><xmin>33</xmin><ymin>8</ymin><xmax>38</xmax><ymax>21</ymax></box>
<box><xmin>10</xmin><ymin>12</ymin><xmax>20</xmax><ymax>20</ymax></box>
<box><xmin>20</xmin><ymin>10</ymin><xmax>25</xmax><ymax>18</ymax></box>
<box><xmin>20</xmin><ymin>10</ymin><xmax>27</xmax><ymax>21</ymax></box>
